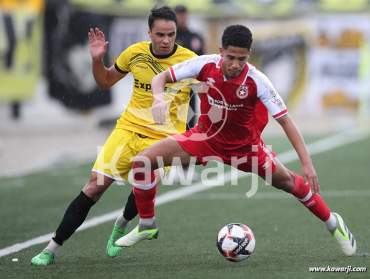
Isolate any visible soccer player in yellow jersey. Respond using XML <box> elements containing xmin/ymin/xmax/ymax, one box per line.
<box><xmin>31</xmin><ymin>6</ymin><xmax>196</xmax><ymax>266</ymax></box>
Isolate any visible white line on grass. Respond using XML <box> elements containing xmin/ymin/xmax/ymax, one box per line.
<box><xmin>183</xmin><ymin>190</ymin><xmax>370</xmax><ymax>200</ymax></box>
<box><xmin>0</xmin><ymin>128</ymin><xmax>369</xmax><ymax>258</ymax></box>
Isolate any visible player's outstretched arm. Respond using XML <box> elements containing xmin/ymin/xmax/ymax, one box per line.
<box><xmin>151</xmin><ymin>71</ymin><xmax>173</xmax><ymax>124</ymax></box>
<box><xmin>88</xmin><ymin>27</ymin><xmax>125</xmax><ymax>89</ymax></box>
<box><xmin>276</xmin><ymin>114</ymin><xmax>320</xmax><ymax>193</ymax></box>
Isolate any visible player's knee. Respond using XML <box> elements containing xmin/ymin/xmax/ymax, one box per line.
<box><xmin>90</xmin><ymin>172</ymin><xmax>113</xmax><ymax>187</ymax></box>
<box><xmin>131</xmin><ymin>159</ymin><xmax>146</xmax><ymax>171</ymax></box>
<box><xmin>284</xmin><ymin>172</ymin><xmax>296</xmax><ymax>192</ymax></box>
<box><xmin>83</xmin><ymin>173</ymin><xmax>112</xmax><ymax>200</ymax></box>
<box><xmin>282</xmin><ymin>170</ymin><xmax>295</xmax><ymax>183</ymax></box>
<box><xmin>132</xmin><ymin>155</ymin><xmax>159</xmax><ymax>171</ymax></box>
<box><xmin>82</xmin><ymin>183</ymin><xmax>101</xmax><ymax>200</ymax></box>
<box><xmin>272</xmin><ymin>170</ymin><xmax>295</xmax><ymax>193</ymax></box>
<box><xmin>131</xmin><ymin>157</ymin><xmax>156</xmax><ymax>186</ymax></box>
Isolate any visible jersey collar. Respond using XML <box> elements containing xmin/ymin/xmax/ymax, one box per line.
<box><xmin>222</xmin><ymin>63</ymin><xmax>250</xmax><ymax>85</ymax></box>
<box><xmin>149</xmin><ymin>43</ymin><xmax>178</xmax><ymax>59</ymax></box>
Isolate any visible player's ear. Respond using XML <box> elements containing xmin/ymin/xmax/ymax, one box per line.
<box><xmin>219</xmin><ymin>47</ymin><xmax>225</xmax><ymax>57</ymax></box>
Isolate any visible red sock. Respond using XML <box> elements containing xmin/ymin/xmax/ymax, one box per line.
<box><xmin>131</xmin><ymin>161</ymin><xmax>157</xmax><ymax>219</ymax></box>
<box><xmin>133</xmin><ymin>186</ymin><xmax>157</xmax><ymax>219</ymax></box>
<box><xmin>291</xmin><ymin>175</ymin><xmax>331</xmax><ymax>222</ymax></box>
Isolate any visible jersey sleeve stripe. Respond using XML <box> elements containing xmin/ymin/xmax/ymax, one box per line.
<box><xmin>114</xmin><ymin>63</ymin><xmax>128</xmax><ymax>74</ymax></box>
<box><xmin>273</xmin><ymin>109</ymin><xmax>288</xmax><ymax>119</ymax></box>
<box><xmin>169</xmin><ymin>67</ymin><xmax>177</xmax><ymax>82</ymax></box>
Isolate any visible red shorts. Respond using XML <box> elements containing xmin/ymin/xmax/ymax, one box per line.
<box><xmin>173</xmin><ymin>128</ymin><xmax>277</xmax><ymax>178</ymax></box>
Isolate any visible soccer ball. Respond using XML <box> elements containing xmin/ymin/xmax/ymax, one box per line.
<box><xmin>216</xmin><ymin>223</ymin><xmax>255</xmax><ymax>262</ymax></box>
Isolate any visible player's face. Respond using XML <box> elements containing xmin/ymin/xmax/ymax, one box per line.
<box><xmin>220</xmin><ymin>46</ymin><xmax>250</xmax><ymax>79</ymax></box>
<box><xmin>149</xmin><ymin>19</ymin><xmax>177</xmax><ymax>56</ymax></box>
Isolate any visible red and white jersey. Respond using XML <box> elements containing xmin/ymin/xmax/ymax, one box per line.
<box><xmin>169</xmin><ymin>54</ymin><xmax>288</xmax><ymax>152</ymax></box>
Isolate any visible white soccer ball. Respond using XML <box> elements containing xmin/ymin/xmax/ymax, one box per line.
<box><xmin>216</xmin><ymin>223</ymin><xmax>255</xmax><ymax>262</ymax></box>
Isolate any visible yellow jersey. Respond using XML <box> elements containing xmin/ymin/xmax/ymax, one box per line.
<box><xmin>114</xmin><ymin>41</ymin><xmax>197</xmax><ymax>139</ymax></box>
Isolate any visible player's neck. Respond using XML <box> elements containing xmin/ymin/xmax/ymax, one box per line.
<box><xmin>149</xmin><ymin>43</ymin><xmax>177</xmax><ymax>59</ymax></box>
<box><xmin>222</xmin><ymin>64</ymin><xmax>247</xmax><ymax>81</ymax></box>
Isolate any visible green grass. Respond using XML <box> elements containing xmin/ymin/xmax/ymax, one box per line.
<box><xmin>0</xmin><ymin>134</ymin><xmax>369</xmax><ymax>279</ymax></box>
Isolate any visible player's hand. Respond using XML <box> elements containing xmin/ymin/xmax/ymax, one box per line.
<box><xmin>302</xmin><ymin>162</ymin><xmax>320</xmax><ymax>193</ymax></box>
<box><xmin>152</xmin><ymin>97</ymin><xmax>168</xmax><ymax>124</ymax></box>
<box><xmin>88</xmin><ymin>27</ymin><xmax>108</xmax><ymax>61</ymax></box>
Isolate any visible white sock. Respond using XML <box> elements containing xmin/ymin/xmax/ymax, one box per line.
<box><xmin>115</xmin><ymin>215</ymin><xmax>129</xmax><ymax>229</ymax></box>
<box><xmin>325</xmin><ymin>213</ymin><xmax>338</xmax><ymax>232</ymax></box>
<box><xmin>44</xmin><ymin>239</ymin><xmax>60</xmax><ymax>254</ymax></box>
<box><xmin>139</xmin><ymin>218</ymin><xmax>155</xmax><ymax>229</ymax></box>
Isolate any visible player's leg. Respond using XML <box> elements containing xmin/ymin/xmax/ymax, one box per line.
<box><xmin>31</xmin><ymin>172</ymin><xmax>114</xmax><ymax>265</ymax></box>
<box><xmin>270</xmin><ymin>160</ymin><xmax>333</xmax><ymax>222</ymax></box>
<box><xmin>106</xmin><ymin>133</ymin><xmax>160</xmax><ymax>257</ymax></box>
<box><xmin>115</xmin><ymin>136</ymin><xmax>193</xmax><ymax>247</ymax></box>
<box><xmin>106</xmin><ymin>190</ymin><xmax>138</xmax><ymax>257</ymax></box>
<box><xmin>90</xmin><ymin>128</ymin><xmax>137</xmax><ymax>255</ymax></box>
<box><xmin>94</xmin><ymin>129</ymin><xmax>140</xmax><ymax>257</ymax></box>
<box><xmin>31</xmin><ymin>129</ymin><xmax>133</xmax><ymax>265</ymax></box>
<box><xmin>269</xmin><ymin>159</ymin><xmax>356</xmax><ymax>256</ymax></box>
<box><xmin>111</xmin><ymin>191</ymin><xmax>137</xmax><ymax>235</ymax></box>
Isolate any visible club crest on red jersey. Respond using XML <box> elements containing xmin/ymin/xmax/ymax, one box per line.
<box><xmin>236</xmin><ymin>85</ymin><xmax>248</xmax><ymax>99</ymax></box>
<box><xmin>206</xmin><ymin>77</ymin><xmax>216</xmax><ymax>86</ymax></box>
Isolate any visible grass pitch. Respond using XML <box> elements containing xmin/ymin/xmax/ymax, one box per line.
<box><xmin>1</xmin><ymin>134</ymin><xmax>369</xmax><ymax>279</ymax></box>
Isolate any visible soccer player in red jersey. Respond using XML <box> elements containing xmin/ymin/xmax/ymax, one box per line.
<box><xmin>116</xmin><ymin>25</ymin><xmax>356</xmax><ymax>256</ymax></box>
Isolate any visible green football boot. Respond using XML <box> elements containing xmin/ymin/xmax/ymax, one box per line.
<box><xmin>31</xmin><ymin>250</ymin><xmax>55</xmax><ymax>266</ymax></box>
<box><xmin>106</xmin><ymin>224</ymin><xmax>128</xmax><ymax>257</ymax></box>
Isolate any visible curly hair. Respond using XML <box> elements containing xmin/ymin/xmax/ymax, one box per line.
<box><xmin>222</xmin><ymin>25</ymin><xmax>253</xmax><ymax>50</ymax></box>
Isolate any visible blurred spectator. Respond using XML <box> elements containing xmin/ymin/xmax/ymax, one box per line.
<box><xmin>174</xmin><ymin>4</ymin><xmax>204</xmax><ymax>56</ymax></box>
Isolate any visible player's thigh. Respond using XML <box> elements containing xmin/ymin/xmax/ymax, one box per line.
<box><xmin>137</xmin><ymin>136</ymin><xmax>192</xmax><ymax>168</ymax></box>
<box><xmin>93</xmin><ymin>129</ymin><xmax>135</xmax><ymax>180</ymax></box>
<box><xmin>134</xmin><ymin>136</ymin><xmax>171</xmax><ymax>176</ymax></box>
<box><xmin>237</xmin><ymin>143</ymin><xmax>277</xmax><ymax>177</ymax></box>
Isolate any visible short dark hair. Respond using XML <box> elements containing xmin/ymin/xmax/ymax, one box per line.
<box><xmin>148</xmin><ymin>6</ymin><xmax>177</xmax><ymax>30</ymax></box>
<box><xmin>222</xmin><ymin>25</ymin><xmax>253</xmax><ymax>50</ymax></box>
<box><xmin>174</xmin><ymin>4</ymin><xmax>187</xmax><ymax>13</ymax></box>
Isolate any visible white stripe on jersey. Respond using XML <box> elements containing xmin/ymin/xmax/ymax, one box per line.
<box><xmin>248</xmin><ymin>65</ymin><xmax>288</xmax><ymax>118</ymax></box>
<box><xmin>169</xmin><ymin>54</ymin><xmax>220</xmax><ymax>82</ymax></box>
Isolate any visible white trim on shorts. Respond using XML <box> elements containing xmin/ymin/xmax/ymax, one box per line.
<box><xmin>91</xmin><ymin>169</ymin><xmax>126</xmax><ymax>185</ymax></box>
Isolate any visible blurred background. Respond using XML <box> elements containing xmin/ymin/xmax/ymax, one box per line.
<box><xmin>1</xmin><ymin>0</ymin><xmax>370</xmax><ymax>177</ymax></box>
<box><xmin>1</xmin><ymin>2</ymin><xmax>370</xmax><ymax>275</ymax></box>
